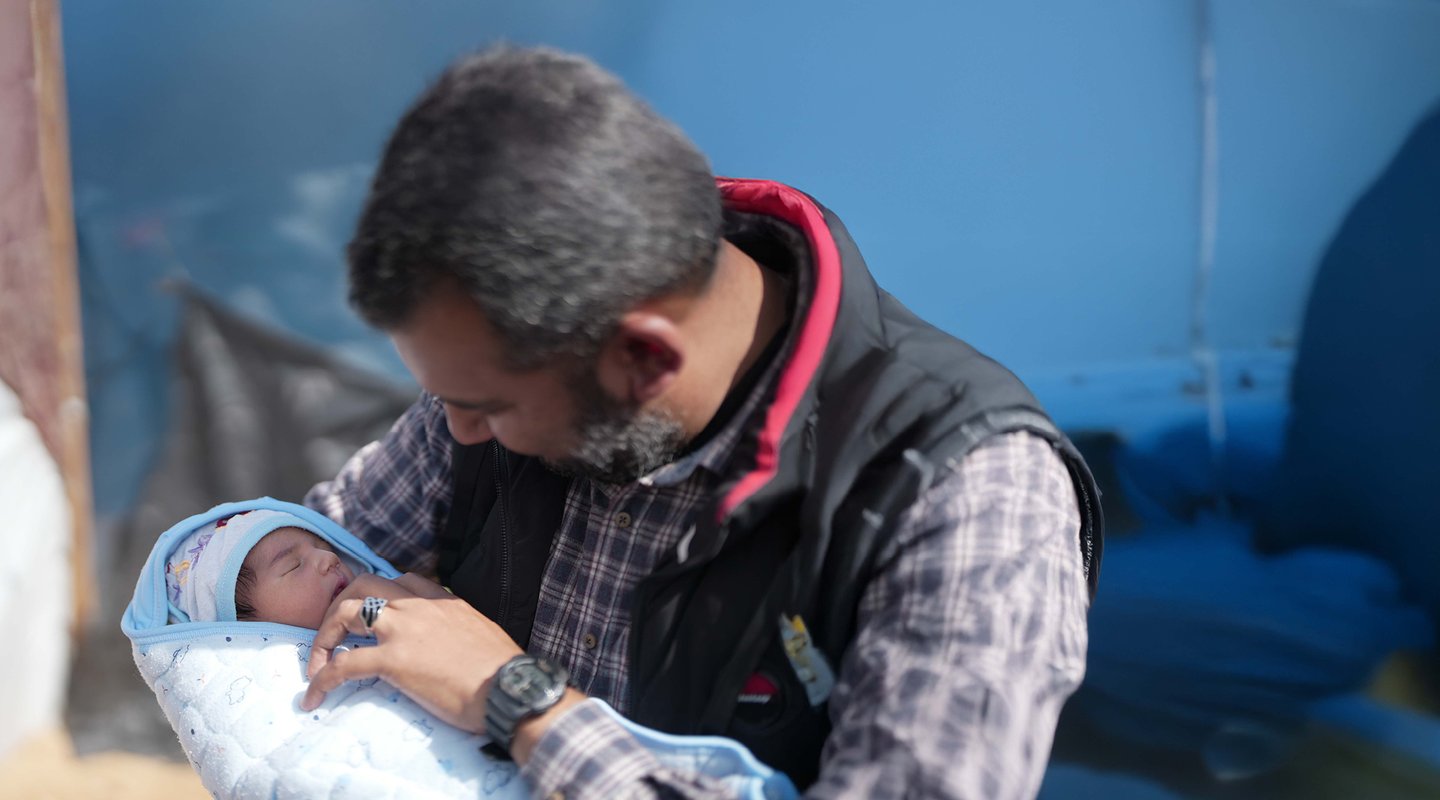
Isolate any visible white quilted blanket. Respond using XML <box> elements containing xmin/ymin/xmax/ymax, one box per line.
<box><xmin>123</xmin><ymin>498</ymin><xmax>796</xmax><ymax>800</ymax></box>
<box><xmin>131</xmin><ymin>626</ymin><xmax>525</xmax><ymax>799</ymax></box>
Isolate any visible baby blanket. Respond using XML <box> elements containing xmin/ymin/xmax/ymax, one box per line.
<box><xmin>123</xmin><ymin>498</ymin><xmax>796</xmax><ymax>799</ymax></box>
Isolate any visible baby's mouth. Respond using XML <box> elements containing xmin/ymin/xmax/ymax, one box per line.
<box><xmin>332</xmin><ymin>578</ymin><xmax>348</xmax><ymax>600</ymax></box>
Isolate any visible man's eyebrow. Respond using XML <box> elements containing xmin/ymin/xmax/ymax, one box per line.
<box><xmin>436</xmin><ymin>395</ymin><xmax>507</xmax><ymax>412</ymax></box>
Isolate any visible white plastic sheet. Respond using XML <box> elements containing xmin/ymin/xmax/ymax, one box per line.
<box><xmin>0</xmin><ymin>379</ymin><xmax>72</xmax><ymax>759</ymax></box>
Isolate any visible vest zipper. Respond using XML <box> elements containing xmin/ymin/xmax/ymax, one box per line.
<box><xmin>492</xmin><ymin>441</ymin><xmax>513</xmax><ymax>626</ymax></box>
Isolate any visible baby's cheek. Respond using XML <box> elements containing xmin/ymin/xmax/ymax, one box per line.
<box><xmin>307</xmin><ymin>593</ymin><xmax>331</xmax><ymax>628</ymax></box>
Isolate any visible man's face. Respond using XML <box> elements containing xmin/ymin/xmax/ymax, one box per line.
<box><xmin>242</xmin><ymin>527</ymin><xmax>354</xmax><ymax>629</ymax></box>
<box><xmin>391</xmin><ymin>288</ymin><xmax>686</xmax><ymax>484</ymax></box>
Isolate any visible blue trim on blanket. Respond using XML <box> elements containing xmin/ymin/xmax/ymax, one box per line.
<box><xmin>596</xmin><ymin>701</ymin><xmax>798</xmax><ymax>796</ymax></box>
<box><xmin>133</xmin><ymin>620</ymin><xmax>381</xmax><ymax>648</ymax></box>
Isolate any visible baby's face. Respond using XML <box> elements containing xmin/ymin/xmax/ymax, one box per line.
<box><xmin>241</xmin><ymin>527</ymin><xmax>355</xmax><ymax>628</ymax></box>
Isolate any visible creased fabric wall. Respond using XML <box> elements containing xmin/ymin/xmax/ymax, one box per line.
<box><xmin>66</xmin><ymin>290</ymin><xmax>413</xmax><ymax>757</ymax></box>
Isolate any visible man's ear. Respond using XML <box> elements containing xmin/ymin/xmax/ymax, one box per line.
<box><xmin>596</xmin><ymin>312</ymin><xmax>685</xmax><ymax>405</ymax></box>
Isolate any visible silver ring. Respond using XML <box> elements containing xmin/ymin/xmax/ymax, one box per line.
<box><xmin>360</xmin><ymin>596</ymin><xmax>387</xmax><ymax>633</ymax></box>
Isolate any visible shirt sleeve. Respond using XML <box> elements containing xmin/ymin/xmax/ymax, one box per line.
<box><xmin>304</xmin><ymin>392</ymin><xmax>455</xmax><ymax>576</ymax></box>
<box><xmin>808</xmin><ymin>431</ymin><xmax>1089</xmax><ymax>799</ymax></box>
<box><xmin>522</xmin><ymin>701</ymin><xmax>744</xmax><ymax>800</ymax></box>
<box><xmin>520</xmin><ymin>430</ymin><xmax>1089</xmax><ymax>800</ymax></box>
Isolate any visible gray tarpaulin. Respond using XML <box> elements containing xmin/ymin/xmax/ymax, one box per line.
<box><xmin>67</xmin><ymin>287</ymin><xmax>414</xmax><ymax>756</ymax></box>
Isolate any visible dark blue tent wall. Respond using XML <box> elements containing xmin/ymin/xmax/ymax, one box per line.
<box><xmin>1260</xmin><ymin>106</ymin><xmax>1440</xmax><ymax>619</ymax></box>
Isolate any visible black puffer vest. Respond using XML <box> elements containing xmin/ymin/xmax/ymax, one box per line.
<box><xmin>438</xmin><ymin>179</ymin><xmax>1103</xmax><ymax>788</ymax></box>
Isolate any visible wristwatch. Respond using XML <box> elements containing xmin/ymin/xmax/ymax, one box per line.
<box><xmin>484</xmin><ymin>654</ymin><xmax>569</xmax><ymax>754</ymax></box>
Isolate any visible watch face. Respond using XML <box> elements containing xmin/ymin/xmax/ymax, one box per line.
<box><xmin>501</xmin><ymin>664</ymin><xmax>538</xmax><ymax>695</ymax></box>
<box><xmin>500</xmin><ymin>658</ymin><xmax>563</xmax><ymax>704</ymax></box>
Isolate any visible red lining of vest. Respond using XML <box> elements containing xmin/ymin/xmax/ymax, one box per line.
<box><xmin>716</xmin><ymin>178</ymin><xmax>842</xmax><ymax>519</ymax></box>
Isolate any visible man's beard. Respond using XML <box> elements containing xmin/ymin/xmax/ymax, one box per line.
<box><xmin>541</xmin><ymin>365</ymin><xmax>687</xmax><ymax>484</ymax></box>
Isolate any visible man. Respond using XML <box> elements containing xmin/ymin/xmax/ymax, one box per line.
<box><xmin>301</xmin><ymin>46</ymin><xmax>1102</xmax><ymax>799</ymax></box>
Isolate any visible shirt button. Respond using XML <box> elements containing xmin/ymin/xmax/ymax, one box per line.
<box><xmin>582</xmin><ymin>633</ymin><xmax>598</xmax><ymax>650</ymax></box>
<box><xmin>614</xmin><ymin>511</ymin><xmax>633</xmax><ymax>529</ymax></box>
<box><xmin>547</xmin><ymin>793</ymin><xmax>565</xmax><ymax>800</ymax></box>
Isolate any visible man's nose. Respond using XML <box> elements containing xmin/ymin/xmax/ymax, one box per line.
<box><xmin>445</xmin><ymin>407</ymin><xmax>495</xmax><ymax>446</ymax></box>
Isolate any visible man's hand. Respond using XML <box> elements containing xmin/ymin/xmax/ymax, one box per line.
<box><xmin>392</xmin><ymin>571</ymin><xmax>455</xmax><ymax>599</ymax></box>
<box><xmin>300</xmin><ymin>572</ymin><xmax>523</xmax><ymax>733</ymax></box>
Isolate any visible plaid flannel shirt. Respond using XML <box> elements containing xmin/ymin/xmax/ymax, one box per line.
<box><xmin>307</xmin><ymin>383</ymin><xmax>1088</xmax><ymax>799</ymax></box>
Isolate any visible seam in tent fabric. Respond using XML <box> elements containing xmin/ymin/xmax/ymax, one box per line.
<box><xmin>1192</xmin><ymin>0</ymin><xmax>1230</xmax><ymax>512</ymax></box>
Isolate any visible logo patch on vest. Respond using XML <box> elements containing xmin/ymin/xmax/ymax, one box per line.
<box><xmin>737</xmin><ymin>671</ymin><xmax>781</xmax><ymax>706</ymax></box>
<box><xmin>779</xmin><ymin>614</ymin><xmax>835</xmax><ymax>707</ymax></box>
<box><xmin>733</xmin><ymin>669</ymin><xmax>787</xmax><ymax>730</ymax></box>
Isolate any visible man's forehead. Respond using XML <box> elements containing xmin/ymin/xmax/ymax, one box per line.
<box><xmin>391</xmin><ymin>295</ymin><xmax>512</xmax><ymax>380</ymax></box>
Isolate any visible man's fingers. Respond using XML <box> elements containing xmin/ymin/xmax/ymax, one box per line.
<box><xmin>301</xmin><ymin>645</ymin><xmax>385</xmax><ymax>711</ymax></box>
<box><xmin>308</xmin><ymin>596</ymin><xmax>367</xmax><ymax>680</ymax></box>
<box><xmin>299</xmin><ymin>576</ymin><xmax>434</xmax><ymax>711</ymax></box>
<box><xmin>305</xmin><ymin>643</ymin><xmax>330</xmax><ymax>688</ymax></box>
<box><xmin>308</xmin><ymin>575</ymin><xmax>418</xmax><ymax>680</ymax></box>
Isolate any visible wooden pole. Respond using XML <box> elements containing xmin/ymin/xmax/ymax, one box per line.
<box><xmin>29</xmin><ymin>0</ymin><xmax>95</xmax><ymax>629</ymax></box>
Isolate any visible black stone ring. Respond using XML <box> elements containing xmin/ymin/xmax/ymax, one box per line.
<box><xmin>360</xmin><ymin>596</ymin><xmax>387</xmax><ymax>633</ymax></box>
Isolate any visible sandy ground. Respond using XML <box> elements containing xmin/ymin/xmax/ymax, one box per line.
<box><xmin>0</xmin><ymin>728</ymin><xmax>208</xmax><ymax>800</ymax></box>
